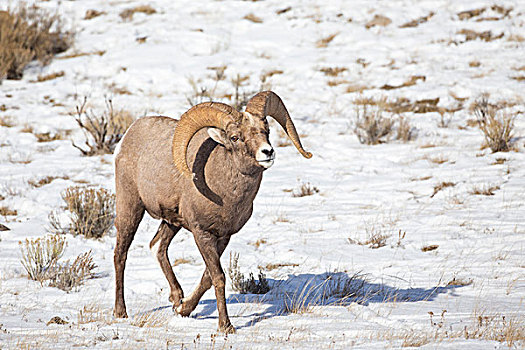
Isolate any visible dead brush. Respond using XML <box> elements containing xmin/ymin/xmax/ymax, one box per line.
<box><xmin>119</xmin><ymin>5</ymin><xmax>156</xmax><ymax>21</ymax></box>
<box><xmin>0</xmin><ymin>3</ymin><xmax>72</xmax><ymax>81</ymax></box>
<box><xmin>227</xmin><ymin>252</ymin><xmax>270</xmax><ymax>294</ymax></box>
<box><xmin>470</xmin><ymin>184</ymin><xmax>500</xmax><ymax>196</ymax></box>
<box><xmin>322</xmin><ymin>272</ymin><xmax>368</xmax><ymax>302</ymax></box>
<box><xmin>19</xmin><ymin>235</ymin><xmax>66</xmax><ymax>282</ymax></box>
<box><xmin>396</xmin><ymin>116</ymin><xmax>415</xmax><ymax>142</ymax></box>
<box><xmin>473</xmin><ymin>96</ymin><xmax>516</xmax><ymax>152</ymax></box>
<box><xmin>48</xmin><ymin>186</ymin><xmax>115</xmax><ymax>239</ymax></box>
<box><xmin>71</xmin><ymin>97</ymin><xmax>135</xmax><ymax>156</ymax></box>
<box><xmin>131</xmin><ymin>308</ymin><xmax>170</xmax><ymax>328</ymax></box>
<box><xmin>19</xmin><ymin>235</ymin><xmax>97</xmax><ymax>291</ymax></box>
<box><xmin>430</xmin><ymin>181</ymin><xmax>455</xmax><ymax>198</ymax></box>
<box><xmin>0</xmin><ymin>206</ymin><xmax>18</xmax><ymax>216</ymax></box>
<box><xmin>48</xmin><ymin>251</ymin><xmax>97</xmax><ymax>291</ymax></box>
<box><xmin>292</xmin><ymin>182</ymin><xmax>319</xmax><ymax>197</ymax></box>
<box><xmin>348</xmin><ymin>225</ymin><xmax>390</xmax><ymax>249</ymax></box>
<box><xmin>354</xmin><ymin>103</ymin><xmax>394</xmax><ymax>145</ymax></box>
<box><xmin>280</xmin><ymin>279</ymin><xmax>321</xmax><ymax>314</ymax></box>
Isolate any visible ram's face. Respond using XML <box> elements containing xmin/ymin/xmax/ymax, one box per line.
<box><xmin>208</xmin><ymin>112</ymin><xmax>274</xmax><ymax>175</ymax></box>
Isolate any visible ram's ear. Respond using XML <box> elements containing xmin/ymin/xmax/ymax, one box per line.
<box><xmin>207</xmin><ymin>127</ymin><xmax>228</xmax><ymax>145</ymax></box>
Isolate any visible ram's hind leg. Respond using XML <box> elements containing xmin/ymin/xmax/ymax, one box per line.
<box><xmin>150</xmin><ymin>221</ymin><xmax>184</xmax><ymax>308</ymax></box>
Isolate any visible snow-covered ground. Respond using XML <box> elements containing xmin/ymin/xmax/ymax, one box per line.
<box><xmin>1</xmin><ymin>0</ymin><xmax>524</xmax><ymax>348</ymax></box>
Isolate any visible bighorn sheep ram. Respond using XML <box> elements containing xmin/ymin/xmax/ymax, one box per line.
<box><xmin>113</xmin><ymin>91</ymin><xmax>311</xmax><ymax>333</ymax></box>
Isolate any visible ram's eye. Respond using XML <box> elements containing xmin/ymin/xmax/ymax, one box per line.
<box><xmin>230</xmin><ymin>135</ymin><xmax>239</xmax><ymax>142</ymax></box>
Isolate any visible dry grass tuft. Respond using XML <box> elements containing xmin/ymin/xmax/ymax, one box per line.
<box><xmin>0</xmin><ymin>4</ymin><xmax>72</xmax><ymax>81</ymax></box>
<box><xmin>354</xmin><ymin>96</ymin><xmax>449</xmax><ymax>115</ymax></box>
<box><xmin>381</xmin><ymin>75</ymin><xmax>425</xmax><ymax>90</ymax></box>
<box><xmin>421</xmin><ymin>244</ymin><xmax>439</xmax><ymax>252</ymax></box>
<box><xmin>447</xmin><ymin>277</ymin><xmax>473</xmax><ymax>286</ymax></box>
<box><xmin>263</xmin><ymin>262</ymin><xmax>299</xmax><ymax>271</ymax></box>
<box><xmin>425</xmin><ymin>154</ymin><xmax>448</xmax><ymax>165</ymax></box>
<box><xmin>172</xmin><ymin>258</ymin><xmax>192</xmax><ymax>267</ymax></box>
<box><xmin>250</xmin><ymin>238</ymin><xmax>267</xmax><ymax>249</ymax></box>
<box><xmin>57</xmin><ymin>50</ymin><xmax>105</xmax><ymax>60</ymax></box>
<box><xmin>48</xmin><ymin>251</ymin><xmax>97</xmax><ymax>291</ymax></box>
<box><xmin>0</xmin><ymin>206</ymin><xmax>18</xmax><ymax>216</ymax></box>
<box><xmin>354</xmin><ymin>103</ymin><xmax>394</xmax><ymax>145</ymax></box>
<box><xmin>71</xmin><ymin>97</ymin><xmax>135</xmax><ymax>156</ymax></box>
<box><xmin>469</xmin><ymin>60</ymin><xmax>481</xmax><ymax>68</ymax></box>
<box><xmin>84</xmin><ymin>10</ymin><xmax>105</xmax><ymax>20</ymax></box>
<box><xmin>400</xmin><ymin>12</ymin><xmax>434</xmax><ymax>28</ymax></box>
<box><xmin>457</xmin><ymin>29</ymin><xmax>504</xmax><ymax>42</ymax></box>
<box><xmin>396</xmin><ymin>116</ymin><xmax>415</xmax><ymax>142</ymax></box>
<box><xmin>346</xmin><ymin>84</ymin><xmax>369</xmax><ymax>93</ymax></box>
<box><xmin>365</xmin><ymin>14</ymin><xmax>392</xmax><ymax>29</ymax></box>
<box><xmin>457</xmin><ymin>8</ymin><xmax>486</xmax><ymax>20</ymax></box>
<box><xmin>473</xmin><ymin>96</ymin><xmax>515</xmax><ymax>152</ymax></box>
<box><xmin>0</xmin><ymin>115</ymin><xmax>16</xmax><ymax>127</ymax></box>
<box><xmin>131</xmin><ymin>309</ymin><xmax>169</xmax><ymax>328</ymax></box>
<box><xmin>470</xmin><ymin>184</ymin><xmax>500</xmax><ymax>196</ymax></box>
<box><xmin>348</xmin><ymin>225</ymin><xmax>390</xmax><ymax>249</ymax></box>
<box><xmin>320</xmin><ymin>67</ymin><xmax>347</xmax><ymax>77</ymax></box>
<box><xmin>28</xmin><ymin>175</ymin><xmax>69</xmax><ymax>188</ymax></box>
<box><xmin>34</xmin><ymin>131</ymin><xmax>66</xmax><ymax>142</ymax></box>
<box><xmin>243</xmin><ymin>13</ymin><xmax>263</xmax><ymax>23</ymax></box>
<box><xmin>119</xmin><ymin>5</ymin><xmax>156</xmax><ymax>21</ymax></box>
<box><xmin>431</xmin><ymin>181</ymin><xmax>455</xmax><ymax>198</ymax></box>
<box><xmin>492</xmin><ymin>157</ymin><xmax>507</xmax><ymax>165</ymax></box>
<box><xmin>78</xmin><ymin>304</ymin><xmax>114</xmax><ymax>325</ymax></box>
<box><xmin>19</xmin><ymin>235</ymin><xmax>96</xmax><ymax>291</ymax></box>
<box><xmin>316</xmin><ymin>33</ymin><xmax>338</xmax><ymax>48</ymax></box>
<box><xmin>19</xmin><ymin>235</ymin><xmax>66</xmax><ymax>282</ymax></box>
<box><xmin>228</xmin><ymin>252</ymin><xmax>270</xmax><ymax>294</ymax></box>
<box><xmin>292</xmin><ymin>182</ymin><xmax>319</xmax><ymax>197</ymax></box>
<box><xmin>49</xmin><ymin>186</ymin><xmax>115</xmax><ymax>239</ymax></box>
<box><xmin>34</xmin><ymin>71</ymin><xmax>64</xmax><ymax>82</ymax></box>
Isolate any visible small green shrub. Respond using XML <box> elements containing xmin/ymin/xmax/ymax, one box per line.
<box><xmin>0</xmin><ymin>3</ymin><xmax>72</xmax><ymax>81</ymax></box>
<box><xmin>49</xmin><ymin>186</ymin><xmax>115</xmax><ymax>238</ymax></box>
<box><xmin>228</xmin><ymin>252</ymin><xmax>270</xmax><ymax>294</ymax></box>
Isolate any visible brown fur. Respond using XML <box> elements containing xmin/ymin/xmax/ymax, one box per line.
<box><xmin>113</xmin><ymin>113</ymin><xmax>272</xmax><ymax>333</ymax></box>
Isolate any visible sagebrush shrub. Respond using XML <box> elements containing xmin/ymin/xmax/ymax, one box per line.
<box><xmin>0</xmin><ymin>3</ymin><xmax>72</xmax><ymax>81</ymax></box>
<box><xmin>19</xmin><ymin>235</ymin><xmax>66</xmax><ymax>282</ymax></box>
<box><xmin>19</xmin><ymin>235</ymin><xmax>96</xmax><ymax>291</ymax></box>
<box><xmin>292</xmin><ymin>182</ymin><xmax>319</xmax><ymax>197</ymax></box>
<box><xmin>473</xmin><ymin>96</ymin><xmax>516</xmax><ymax>152</ymax></box>
<box><xmin>228</xmin><ymin>253</ymin><xmax>270</xmax><ymax>294</ymax></box>
<box><xmin>354</xmin><ymin>104</ymin><xmax>394</xmax><ymax>145</ymax></box>
<box><xmin>49</xmin><ymin>186</ymin><xmax>115</xmax><ymax>239</ymax></box>
<box><xmin>71</xmin><ymin>98</ymin><xmax>135</xmax><ymax>156</ymax></box>
<box><xmin>48</xmin><ymin>251</ymin><xmax>97</xmax><ymax>291</ymax></box>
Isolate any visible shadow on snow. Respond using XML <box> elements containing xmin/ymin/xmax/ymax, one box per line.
<box><xmin>186</xmin><ymin>271</ymin><xmax>467</xmax><ymax>330</ymax></box>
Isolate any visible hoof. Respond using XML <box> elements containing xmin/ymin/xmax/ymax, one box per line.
<box><xmin>219</xmin><ymin>323</ymin><xmax>236</xmax><ymax>334</ymax></box>
<box><xmin>113</xmin><ymin>308</ymin><xmax>128</xmax><ymax>318</ymax></box>
<box><xmin>173</xmin><ymin>302</ymin><xmax>192</xmax><ymax>317</ymax></box>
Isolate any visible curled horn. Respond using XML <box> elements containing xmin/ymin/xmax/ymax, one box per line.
<box><xmin>245</xmin><ymin>91</ymin><xmax>312</xmax><ymax>159</ymax></box>
<box><xmin>172</xmin><ymin>103</ymin><xmax>241</xmax><ymax>178</ymax></box>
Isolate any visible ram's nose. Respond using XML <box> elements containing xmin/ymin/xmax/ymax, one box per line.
<box><xmin>256</xmin><ymin>144</ymin><xmax>275</xmax><ymax>168</ymax></box>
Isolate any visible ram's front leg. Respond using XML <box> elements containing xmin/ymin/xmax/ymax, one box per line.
<box><xmin>192</xmin><ymin>230</ymin><xmax>234</xmax><ymax>334</ymax></box>
<box><xmin>176</xmin><ymin>236</ymin><xmax>230</xmax><ymax>317</ymax></box>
